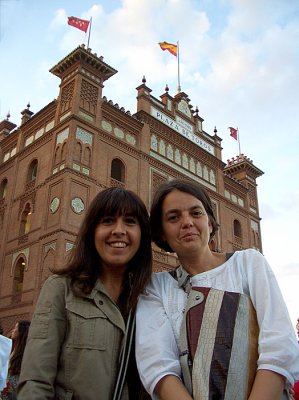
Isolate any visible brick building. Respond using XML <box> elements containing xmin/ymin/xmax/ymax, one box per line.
<box><xmin>0</xmin><ymin>44</ymin><xmax>263</xmax><ymax>334</ymax></box>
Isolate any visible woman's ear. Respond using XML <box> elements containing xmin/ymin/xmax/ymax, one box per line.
<box><xmin>208</xmin><ymin>220</ymin><xmax>213</xmax><ymax>234</ymax></box>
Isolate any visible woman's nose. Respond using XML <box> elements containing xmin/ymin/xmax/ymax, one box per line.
<box><xmin>181</xmin><ymin>213</ymin><xmax>193</xmax><ymax>227</ymax></box>
<box><xmin>112</xmin><ymin>218</ymin><xmax>126</xmax><ymax>235</ymax></box>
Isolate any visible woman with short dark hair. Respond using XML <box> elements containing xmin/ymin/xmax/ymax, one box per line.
<box><xmin>136</xmin><ymin>179</ymin><xmax>299</xmax><ymax>400</ymax></box>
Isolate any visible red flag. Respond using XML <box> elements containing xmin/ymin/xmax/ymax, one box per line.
<box><xmin>228</xmin><ymin>127</ymin><xmax>238</xmax><ymax>140</ymax></box>
<box><xmin>159</xmin><ymin>41</ymin><xmax>177</xmax><ymax>57</ymax></box>
<box><xmin>67</xmin><ymin>16</ymin><xmax>90</xmax><ymax>33</ymax></box>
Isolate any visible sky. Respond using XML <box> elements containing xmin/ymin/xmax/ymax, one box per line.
<box><xmin>0</xmin><ymin>0</ymin><xmax>298</xmax><ymax>330</ymax></box>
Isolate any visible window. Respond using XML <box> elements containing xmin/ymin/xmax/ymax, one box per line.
<box><xmin>0</xmin><ymin>178</ymin><xmax>7</xmax><ymax>199</ymax></box>
<box><xmin>20</xmin><ymin>203</ymin><xmax>32</xmax><ymax>235</ymax></box>
<box><xmin>13</xmin><ymin>257</ymin><xmax>26</xmax><ymax>293</ymax></box>
<box><xmin>27</xmin><ymin>159</ymin><xmax>38</xmax><ymax>182</ymax></box>
<box><xmin>233</xmin><ymin>219</ymin><xmax>242</xmax><ymax>238</ymax></box>
<box><xmin>111</xmin><ymin>159</ymin><xmax>125</xmax><ymax>183</ymax></box>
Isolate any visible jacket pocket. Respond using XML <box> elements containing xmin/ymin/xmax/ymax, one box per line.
<box><xmin>66</xmin><ymin>300</ymin><xmax>107</xmax><ymax>350</ymax></box>
<box><xmin>30</xmin><ymin>305</ymin><xmax>52</xmax><ymax>339</ymax></box>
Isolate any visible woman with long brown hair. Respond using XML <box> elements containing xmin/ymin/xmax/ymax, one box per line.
<box><xmin>1</xmin><ymin>320</ymin><xmax>30</xmax><ymax>400</ymax></box>
<box><xmin>18</xmin><ymin>187</ymin><xmax>152</xmax><ymax>400</ymax></box>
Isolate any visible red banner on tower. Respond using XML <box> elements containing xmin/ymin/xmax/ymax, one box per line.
<box><xmin>228</xmin><ymin>127</ymin><xmax>238</xmax><ymax>140</ymax></box>
<box><xmin>67</xmin><ymin>16</ymin><xmax>90</xmax><ymax>33</ymax></box>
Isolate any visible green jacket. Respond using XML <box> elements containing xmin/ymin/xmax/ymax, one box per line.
<box><xmin>18</xmin><ymin>275</ymin><xmax>130</xmax><ymax>400</ymax></box>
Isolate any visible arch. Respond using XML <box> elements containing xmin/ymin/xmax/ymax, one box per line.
<box><xmin>175</xmin><ymin>149</ymin><xmax>181</xmax><ymax>165</ymax></box>
<box><xmin>203</xmin><ymin>165</ymin><xmax>209</xmax><ymax>181</ymax></box>
<box><xmin>83</xmin><ymin>146</ymin><xmax>91</xmax><ymax>166</ymax></box>
<box><xmin>0</xmin><ymin>178</ymin><xmax>8</xmax><ymax>199</ymax></box>
<box><xmin>20</xmin><ymin>203</ymin><xmax>32</xmax><ymax>235</ymax></box>
<box><xmin>166</xmin><ymin>144</ymin><xmax>173</xmax><ymax>160</ymax></box>
<box><xmin>54</xmin><ymin>146</ymin><xmax>61</xmax><ymax>165</ymax></box>
<box><xmin>111</xmin><ymin>158</ymin><xmax>125</xmax><ymax>183</ymax></box>
<box><xmin>159</xmin><ymin>140</ymin><xmax>166</xmax><ymax>156</ymax></box>
<box><xmin>74</xmin><ymin>141</ymin><xmax>82</xmax><ymax>162</ymax></box>
<box><xmin>151</xmin><ymin>135</ymin><xmax>158</xmax><ymax>151</ymax></box>
<box><xmin>189</xmin><ymin>158</ymin><xmax>195</xmax><ymax>173</ymax></box>
<box><xmin>13</xmin><ymin>256</ymin><xmax>26</xmax><ymax>293</ymax></box>
<box><xmin>210</xmin><ymin>169</ymin><xmax>216</xmax><ymax>185</ymax></box>
<box><xmin>196</xmin><ymin>161</ymin><xmax>202</xmax><ymax>177</ymax></box>
<box><xmin>27</xmin><ymin>159</ymin><xmax>38</xmax><ymax>182</ymax></box>
<box><xmin>233</xmin><ymin>219</ymin><xmax>242</xmax><ymax>238</ymax></box>
<box><xmin>182</xmin><ymin>153</ymin><xmax>188</xmax><ymax>169</ymax></box>
<box><xmin>61</xmin><ymin>142</ymin><xmax>67</xmax><ymax>161</ymax></box>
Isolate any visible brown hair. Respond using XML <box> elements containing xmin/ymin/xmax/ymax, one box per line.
<box><xmin>57</xmin><ymin>187</ymin><xmax>152</xmax><ymax>314</ymax></box>
<box><xmin>150</xmin><ymin>179</ymin><xmax>219</xmax><ymax>252</ymax></box>
<box><xmin>9</xmin><ymin>320</ymin><xmax>31</xmax><ymax>375</ymax></box>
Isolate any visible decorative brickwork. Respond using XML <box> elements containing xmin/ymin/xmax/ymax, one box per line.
<box><xmin>80</xmin><ymin>79</ymin><xmax>98</xmax><ymax>114</ymax></box>
<box><xmin>60</xmin><ymin>80</ymin><xmax>75</xmax><ymax>114</ymax></box>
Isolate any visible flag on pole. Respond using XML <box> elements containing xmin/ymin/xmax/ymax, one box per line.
<box><xmin>228</xmin><ymin>127</ymin><xmax>238</xmax><ymax>140</ymax></box>
<box><xmin>68</xmin><ymin>16</ymin><xmax>90</xmax><ymax>33</ymax></box>
<box><xmin>158</xmin><ymin>41</ymin><xmax>177</xmax><ymax>57</ymax></box>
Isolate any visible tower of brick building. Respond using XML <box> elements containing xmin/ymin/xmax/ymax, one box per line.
<box><xmin>0</xmin><ymin>45</ymin><xmax>263</xmax><ymax>334</ymax></box>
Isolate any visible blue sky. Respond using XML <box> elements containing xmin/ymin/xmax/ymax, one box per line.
<box><xmin>1</xmin><ymin>0</ymin><xmax>299</xmax><ymax>329</ymax></box>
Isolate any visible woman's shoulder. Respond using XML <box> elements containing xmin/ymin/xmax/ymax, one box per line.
<box><xmin>38</xmin><ymin>274</ymin><xmax>72</xmax><ymax>300</ymax></box>
<box><xmin>43</xmin><ymin>274</ymin><xmax>70</xmax><ymax>287</ymax></box>
<box><xmin>146</xmin><ymin>269</ymin><xmax>178</xmax><ymax>292</ymax></box>
<box><xmin>231</xmin><ymin>248</ymin><xmax>265</xmax><ymax>262</ymax></box>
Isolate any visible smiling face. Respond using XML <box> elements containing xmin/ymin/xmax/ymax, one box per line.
<box><xmin>94</xmin><ymin>214</ymin><xmax>141</xmax><ymax>271</ymax></box>
<box><xmin>161</xmin><ymin>190</ymin><xmax>212</xmax><ymax>260</ymax></box>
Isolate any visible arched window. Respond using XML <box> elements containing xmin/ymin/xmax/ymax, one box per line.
<box><xmin>74</xmin><ymin>142</ymin><xmax>82</xmax><ymax>163</ymax></box>
<box><xmin>61</xmin><ymin>142</ymin><xmax>67</xmax><ymax>162</ymax></box>
<box><xmin>13</xmin><ymin>257</ymin><xmax>26</xmax><ymax>293</ymax></box>
<box><xmin>83</xmin><ymin>147</ymin><xmax>91</xmax><ymax>166</ymax></box>
<box><xmin>20</xmin><ymin>203</ymin><xmax>32</xmax><ymax>235</ymax></box>
<box><xmin>111</xmin><ymin>159</ymin><xmax>125</xmax><ymax>183</ymax></box>
<box><xmin>54</xmin><ymin>146</ymin><xmax>61</xmax><ymax>165</ymax></box>
<box><xmin>233</xmin><ymin>219</ymin><xmax>242</xmax><ymax>238</ymax></box>
<box><xmin>0</xmin><ymin>178</ymin><xmax>8</xmax><ymax>199</ymax></box>
<box><xmin>27</xmin><ymin>159</ymin><xmax>38</xmax><ymax>182</ymax></box>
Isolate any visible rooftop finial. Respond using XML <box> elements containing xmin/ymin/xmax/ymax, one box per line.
<box><xmin>214</xmin><ymin>126</ymin><xmax>218</xmax><ymax>135</ymax></box>
<box><xmin>27</xmin><ymin>102</ymin><xmax>30</xmax><ymax>109</ymax></box>
<box><xmin>6</xmin><ymin>112</ymin><xmax>10</xmax><ymax>121</ymax></box>
<box><xmin>142</xmin><ymin>75</ymin><xmax>146</xmax><ymax>84</ymax></box>
<box><xmin>165</xmin><ymin>84</ymin><xmax>169</xmax><ymax>92</ymax></box>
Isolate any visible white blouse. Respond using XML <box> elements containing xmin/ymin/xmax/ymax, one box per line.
<box><xmin>136</xmin><ymin>249</ymin><xmax>299</xmax><ymax>397</ymax></box>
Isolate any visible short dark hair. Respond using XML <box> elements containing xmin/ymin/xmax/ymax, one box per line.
<box><xmin>150</xmin><ymin>179</ymin><xmax>219</xmax><ymax>252</ymax></box>
<box><xmin>57</xmin><ymin>187</ymin><xmax>152</xmax><ymax>312</ymax></box>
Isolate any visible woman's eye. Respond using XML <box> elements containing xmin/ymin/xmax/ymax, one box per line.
<box><xmin>124</xmin><ymin>216</ymin><xmax>138</xmax><ymax>225</ymax></box>
<box><xmin>100</xmin><ymin>217</ymin><xmax>114</xmax><ymax>224</ymax></box>
<box><xmin>168</xmin><ymin>214</ymin><xmax>178</xmax><ymax>222</ymax></box>
<box><xmin>193</xmin><ymin>209</ymin><xmax>204</xmax><ymax>217</ymax></box>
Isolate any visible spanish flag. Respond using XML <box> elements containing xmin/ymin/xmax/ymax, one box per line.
<box><xmin>159</xmin><ymin>41</ymin><xmax>177</xmax><ymax>57</ymax></box>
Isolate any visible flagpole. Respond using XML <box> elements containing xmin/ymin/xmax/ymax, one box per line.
<box><xmin>237</xmin><ymin>127</ymin><xmax>241</xmax><ymax>154</ymax></box>
<box><xmin>177</xmin><ymin>40</ymin><xmax>181</xmax><ymax>93</ymax></box>
<box><xmin>87</xmin><ymin>17</ymin><xmax>92</xmax><ymax>48</ymax></box>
